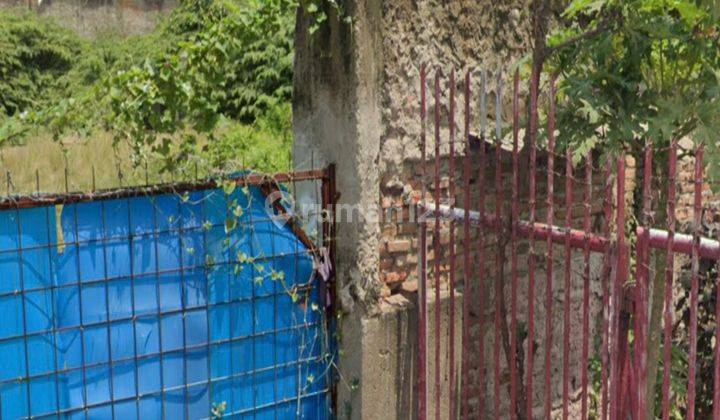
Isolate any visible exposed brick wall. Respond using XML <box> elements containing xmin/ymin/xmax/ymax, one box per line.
<box><xmin>377</xmin><ymin>133</ymin><xmax>720</xmax><ymax>417</ymax></box>
<box><xmin>379</xmin><ymin>139</ymin><xmax>610</xmax><ymax>417</ymax></box>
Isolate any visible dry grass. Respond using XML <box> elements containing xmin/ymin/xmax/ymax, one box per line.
<box><xmin>0</xmin><ymin>132</ymin><xmax>178</xmax><ymax>195</ymax></box>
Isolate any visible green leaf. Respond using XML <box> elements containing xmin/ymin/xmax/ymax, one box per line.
<box><xmin>224</xmin><ymin>217</ymin><xmax>237</xmax><ymax>233</ymax></box>
<box><xmin>232</xmin><ymin>205</ymin><xmax>244</xmax><ymax>218</ymax></box>
<box><xmin>221</xmin><ymin>179</ymin><xmax>236</xmax><ymax>195</ymax></box>
<box><xmin>563</xmin><ymin>0</ymin><xmax>607</xmax><ymax>17</ymax></box>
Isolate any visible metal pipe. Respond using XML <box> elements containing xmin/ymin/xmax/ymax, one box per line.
<box><xmin>422</xmin><ymin>203</ymin><xmax>720</xmax><ymax>261</ymax></box>
<box><xmin>492</xmin><ymin>67</ymin><xmax>504</xmax><ymax>420</ymax></box>
<box><xmin>476</xmin><ymin>69</ymin><xmax>488</xmax><ymax>418</ymax></box>
<box><xmin>601</xmin><ymin>157</ymin><xmax>613</xmax><ymax>420</ymax></box>
<box><xmin>581</xmin><ymin>151</ymin><xmax>592</xmax><ymax>420</ymax></box>
<box><xmin>543</xmin><ymin>76</ymin><xmax>556</xmax><ymax>420</ymax></box>
<box><xmin>0</xmin><ymin>169</ymin><xmax>330</xmax><ymax>210</ymax></box>
<box><xmin>525</xmin><ymin>70</ymin><xmax>539</xmax><ymax>420</ymax></box>
<box><xmin>509</xmin><ymin>68</ymin><xmax>520</xmax><ymax>420</ymax></box>
<box><xmin>418</xmin><ymin>63</ymin><xmax>428</xmax><ymax>420</ymax></box>
<box><xmin>714</xmin><ymin>210</ymin><xmax>720</xmax><ymax>420</ymax></box>
<box><xmin>461</xmin><ymin>70</ymin><xmax>471</xmax><ymax>420</ymax></box>
<box><xmin>661</xmin><ymin>139</ymin><xmax>678</xmax><ymax>420</ymax></box>
<box><xmin>562</xmin><ymin>146</ymin><xmax>573</xmax><ymax>420</ymax></box>
<box><xmin>448</xmin><ymin>69</ymin><xmax>458</xmax><ymax>420</ymax></box>
<box><xmin>687</xmin><ymin>144</ymin><xmax>703</xmax><ymax>420</ymax></box>
<box><xmin>433</xmin><ymin>69</ymin><xmax>442</xmax><ymax>420</ymax></box>
<box><xmin>635</xmin><ymin>139</ymin><xmax>652</xmax><ymax>420</ymax></box>
<box><xmin>611</xmin><ymin>154</ymin><xmax>627</xmax><ymax>420</ymax></box>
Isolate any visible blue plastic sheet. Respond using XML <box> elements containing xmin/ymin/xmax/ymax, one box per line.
<box><xmin>0</xmin><ymin>186</ymin><xmax>330</xmax><ymax>419</ymax></box>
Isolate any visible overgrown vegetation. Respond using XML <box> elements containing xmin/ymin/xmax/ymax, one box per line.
<box><xmin>0</xmin><ymin>11</ymin><xmax>80</xmax><ymax>117</ymax></box>
<box><xmin>539</xmin><ymin>0</ymin><xmax>720</xmax><ymax>418</ymax></box>
<box><xmin>0</xmin><ymin>0</ymin><xmax>299</xmax><ymax>175</ymax></box>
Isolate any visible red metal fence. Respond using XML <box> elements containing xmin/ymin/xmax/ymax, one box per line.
<box><xmin>416</xmin><ymin>65</ymin><xmax>720</xmax><ymax>419</ymax></box>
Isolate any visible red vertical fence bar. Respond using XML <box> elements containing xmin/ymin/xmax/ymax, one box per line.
<box><xmin>461</xmin><ymin>71</ymin><xmax>471</xmax><ymax>420</ymax></box>
<box><xmin>601</xmin><ymin>157</ymin><xmax>613</xmax><ymax>420</ymax></box>
<box><xmin>635</xmin><ymin>139</ymin><xmax>653</xmax><ymax>420</ymax></box>
<box><xmin>417</xmin><ymin>64</ymin><xmax>428</xmax><ymax>420</ymax></box>
<box><xmin>525</xmin><ymin>69</ymin><xmax>539</xmax><ymax>420</ymax></box>
<box><xmin>687</xmin><ymin>144</ymin><xmax>704</xmax><ymax>420</ymax></box>
<box><xmin>581</xmin><ymin>151</ymin><xmax>592</xmax><ymax>420</ymax></box>
<box><xmin>562</xmin><ymin>145</ymin><xmax>573</xmax><ymax>420</ymax></box>
<box><xmin>412</xmin><ymin>63</ymin><xmax>720</xmax><ymax>420</ymax></box>
<box><xmin>477</xmin><ymin>70</ymin><xmax>488</xmax><ymax>417</ymax></box>
<box><xmin>611</xmin><ymin>154</ymin><xmax>627</xmax><ymax>420</ymax></box>
<box><xmin>509</xmin><ymin>68</ymin><xmax>520</xmax><ymax>420</ymax></box>
<box><xmin>544</xmin><ymin>76</ymin><xmax>556</xmax><ymax>420</ymax></box>
<box><xmin>492</xmin><ymin>67</ymin><xmax>504</xmax><ymax>420</ymax></box>
<box><xmin>433</xmin><ymin>69</ymin><xmax>442</xmax><ymax>420</ymax></box>
<box><xmin>448</xmin><ymin>69</ymin><xmax>457</xmax><ymax>420</ymax></box>
<box><xmin>714</xmin><ymin>209</ymin><xmax>720</xmax><ymax>420</ymax></box>
<box><xmin>661</xmin><ymin>139</ymin><xmax>677</xmax><ymax>420</ymax></box>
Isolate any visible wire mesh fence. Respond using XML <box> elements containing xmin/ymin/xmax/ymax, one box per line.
<box><xmin>0</xmin><ymin>168</ymin><xmax>336</xmax><ymax>420</ymax></box>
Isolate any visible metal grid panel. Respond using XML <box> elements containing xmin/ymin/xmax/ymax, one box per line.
<box><xmin>416</xmin><ymin>66</ymin><xmax>720</xmax><ymax>419</ymax></box>
<box><xmin>0</xmin><ymin>179</ymin><xmax>331</xmax><ymax>419</ymax></box>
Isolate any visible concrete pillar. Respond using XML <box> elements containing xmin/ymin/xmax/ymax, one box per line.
<box><xmin>292</xmin><ymin>1</ymin><xmax>529</xmax><ymax>418</ymax></box>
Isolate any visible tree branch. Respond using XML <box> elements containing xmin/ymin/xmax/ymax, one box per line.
<box><xmin>548</xmin><ymin>12</ymin><xmax>620</xmax><ymax>53</ymax></box>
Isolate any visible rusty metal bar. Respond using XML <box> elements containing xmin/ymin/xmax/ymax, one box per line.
<box><xmin>581</xmin><ymin>151</ymin><xmax>592</xmax><ymax>420</ymax></box>
<box><xmin>423</xmin><ymin>201</ymin><xmax>720</xmax><ymax>263</ymax></box>
<box><xmin>323</xmin><ymin>163</ymin><xmax>338</xmax><ymax>414</ymax></box>
<box><xmin>544</xmin><ymin>75</ymin><xmax>556</xmax><ymax>420</ymax></box>
<box><xmin>687</xmin><ymin>144</ymin><xmax>703</xmax><ymax>420</ymax></box>
<box><xmin>509</xmin><ymin>68</ymin><xmax>520</xmax><ymax>420</ymax></box>
<box><xmin>525</xmin><ymin>72</ymin><xmax>538</xmax><ymax>420</ymax></box>
<box><xmin>418</xmin><ymin>63</ymin><xmax>428</xmax><ymax>420</ymax></box>
<box><xmin>0</xmin><ymin>169</ymin><xmax>330</xmax><ymax>210</ymax></box>
<box><xmin>520</xmin><ymin>222</ymin><xmax>608</xmax><ymax>252</ymax></box>
<box><xmin>611</xmin><ymin>154</ymin><xmax>627</xmax><ymax>420</ymax></box>
<box><xmin>433</xmin><ymin>69</ymin><xmax>442</xmax><ymax>420</ymax></box>
<box><xmin>714</xmin><ymin>209</ymin><xmax>720</xmax><ymax>420</ymax></box>
<box><xmin>425</xmin><ymin>205</ymin><xmax>607</xmax><ymax>251</ymax></box>
<box><xmin>477</xmin><ymin>69</ymin><xmax>488</xmax><ymax>418</ymax></box>
<box><xmin>493</xmin><ymin>68</ymin><xmax>504</xmax><ymax>420</ymax></box>
<box><xmin>635</xmin><ymin>139</ymin><xmax>652</xmax><ymax>420</ymax></box>
<box><xmin>448</xmin><ymin>69</ymin><xmax>458</xmax><ymax>420</ymax></box>
<box><xmin>601</xmin><ymin>157</ymin><xmax>612</xmax><ymax>420</ymax></box>
<box><xmin>461</xmin><ymin>70</ymin><xmax>471</xmax><ymax>420</ymax></box>
<box><xmin>636</xmin><ymin>228</ymin><xmax>720</xmax><ymax>259</ymax></box>
<box><xmin>661</xmin><ymin>138</ymin><xmax>678</xmax><ymax>420</ymax></box>
<box><xmin>562</xmin><ymin>146</ymin><xmax>573</xmax><ymax>420</ymax></box>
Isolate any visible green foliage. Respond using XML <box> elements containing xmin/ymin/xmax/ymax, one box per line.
<box><xmin>207</xmin><ymin>104</ymin><xmax>293</xmax><ymax>173</ymax></box>
<box><xmin>0</xmin><ymin>0</ymin><xmax>350</xmax><ymax>177</ymax></box>
<box><xmin>301</xmin><ymin>0</ymin><xmax>352</xmax><ymax>34</ymax></box>
<box><xmin>0</xmin><ymin>0</ymin><xmax>299</xmax><ymax>174</ymax></box>
<box><xmin>550</xmin><ymin>0</ymin><xmax>720</xmax><ymax>177</ymax></box>
<box><xmin>548</xmin><ymin>2</ymin><xmax>720</xmax><ymax>417</ymax></box>
<box><xmin>0</xmin><ymin>10</ymin><xmax>84</xmax><ymax>116</ymax></box>
<box><xmin>106</xmin><ymin>0</ymin><xmax>294</xmax><ymax>147</ymax></box>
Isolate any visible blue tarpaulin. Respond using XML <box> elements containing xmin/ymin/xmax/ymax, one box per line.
<box><xmin>0</xmin><ymin>184</ymin><xmax>330</xmax><ymax>419</ymax></box>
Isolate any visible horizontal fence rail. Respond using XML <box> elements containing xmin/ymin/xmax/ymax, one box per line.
<box><xmin>416</xmin><ymin>65</ymin><xmax>720</xmax><ymax>419</ymax></box>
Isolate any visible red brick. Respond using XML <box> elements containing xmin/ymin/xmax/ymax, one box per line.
<box><xmin>387</xmin><ymin>239</ymin><xmax>412</xmax><ymax>253</ymax></box>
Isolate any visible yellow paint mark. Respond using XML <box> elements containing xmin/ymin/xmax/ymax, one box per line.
<box><xmin>55</xmin><ymin>204</ymin><xmax>65</xmax><ymax>254</ymax></box>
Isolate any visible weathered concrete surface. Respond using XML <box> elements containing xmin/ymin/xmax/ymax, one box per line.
<box><xmin>336</xmin><ymin>291</ymin><xmax>462</xmax><ymax>420</ymax></box>
<box><xmin>294</xmin><ymin>0</ymin><xmax>385</xmax><ymax>313</ymax></box>
<box><xmin>294</xmin><ymin>0</ymin><xmax>530</xmax><ymax>311</ymax></box>
<box><xmin>293</xmin><ymin>1</ymin><xmax>531</xmax><ymax>418</ymax></box>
